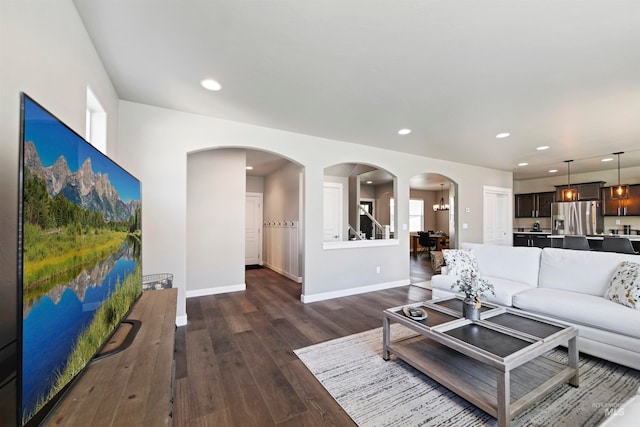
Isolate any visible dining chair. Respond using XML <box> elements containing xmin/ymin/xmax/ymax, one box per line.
<box><xmin>563</xmin><ymin>235</ymin><xmax>591</xmax><ymax>251</ymax></box>
<box><xmin>418</xmin><ymin>232</ymin><xmax>437</xmax><ymax>258</ymax></box>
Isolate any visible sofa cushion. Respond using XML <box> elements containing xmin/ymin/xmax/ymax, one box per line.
<box><xmin>442</xmin><ymin>249</ymin><xmax>479</xmax><ymax>276</ymax></box>
<box><xmin>482</xmin><ymin>277</ymin><xmax>533</xmax><ymax>306</ymax></box>
<box><xmin>513</xmin><ymin>287</ymin><xmax>640</xmax><ymax>339</ymax></box>
<box><xmin>461</xmin><ymin>243</ymin><xmax>541</xmax><ymax>288</ymax></box>
<box><xmin>538</xmin><ymin>248</ymin><xmax>640</xmax><ymax>296</ymax></box>
<box><xmin>431</xmin><ymin>274</ymin><xmax>532</xmax><ymax>307</ymax></box>
<box><xmin>605</xmin><ymin>261</ymin><xmax>640</xmax><ymax>310</ymax></box>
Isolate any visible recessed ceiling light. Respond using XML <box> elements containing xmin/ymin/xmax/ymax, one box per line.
<box><xmin>518</xmin><ymin>162</ymin><xmax>528</xmax><ymax>167</ymax></box>
<box><xmin>496</xmin><ymin>132</ymin><xmax>510</xmax><ymax>139</ymax></box>
<box><xmin>549</xmin><ymin>169</ymin><xmax>558</xmax><ymax>173</ymax></box>
<box><xmin>201</xmin><ymin>79</ymin><xmax>222</xmax><ymax>91</ymax></box>
<box><xmin>245</xmin><ymin>166</ymin><xmax>253</xmax><ymax>170</ymax></box>
<box><xmin>366</xmin><ymin>180</ymin><xmax>373</xmax><ymax>184</ymax></box>
<box><xmin>398</xmin><ymin>128</ymin><xmax>411</xmax><ymax>135</ymax></box>
<box><xmin>536</xmin><ymin>145</ymin><xmax>550</xmax><ymax>151</ymax></box>
<box><xmin>601</xmin><ymin>157</ymin><xmax>614</xmax><ymax>162</ymax></box>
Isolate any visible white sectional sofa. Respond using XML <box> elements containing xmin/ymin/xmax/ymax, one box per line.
<box><xmin>431</xmin><ymin>242</ymin><xmax>640</xmax><ymax>370</ymax></box>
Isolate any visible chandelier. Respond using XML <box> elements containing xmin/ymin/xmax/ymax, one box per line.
<box><xmin>561</xmin><ymin>160</ymin><xmax>577</xmax><ymax>201</ymax></box>
<box><xmin>610</xmin><ymin>152</ymin><xmax>629</xmax><ymax>199</ymax></box>
<box><xmin>433</xmin><ymin>184</ymin><xmax>450</xmax><ymax>212</ymax></box>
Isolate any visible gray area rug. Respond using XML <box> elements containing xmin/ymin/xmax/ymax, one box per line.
<box><xmin>294</xmin><ymin>324</ymin><xmax>640</xmax><ymax>426</ymax></box>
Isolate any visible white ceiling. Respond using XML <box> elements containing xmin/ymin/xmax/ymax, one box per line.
<box><xmin>74</xmin><ymin>0</ymin><xmax>640</xmax><ymax>182</ymax></box>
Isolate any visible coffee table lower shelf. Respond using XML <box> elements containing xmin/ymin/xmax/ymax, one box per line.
<box><xmin>387</xmin><ymin>335</ymin><xmax>577</xmax><ymax>423</ymax></box>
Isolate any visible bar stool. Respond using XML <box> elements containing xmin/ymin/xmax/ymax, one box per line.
<box><xmin>602</xmin><ymin>236</ymin><xmax>639</xmax><ymax>254</ymax></box>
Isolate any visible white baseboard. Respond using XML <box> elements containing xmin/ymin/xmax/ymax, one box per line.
<box><xmin>175</xmin><ymin>314</ymin><xmax>188</xmax><ymax>327</ymax></box>
<box><xmin>301</xmin><ymin>279</ymin><xmax>409</xmax><ymax>303</ymax></box>
<box><xmin>263</xmin><ymin>263</ymin><xmax>302</xmax><ymax>283</ymax></box>
<box><xmin>185</xmin><ymin>283</ymin><xmax>246</xmax><ymax>299</ymax></box>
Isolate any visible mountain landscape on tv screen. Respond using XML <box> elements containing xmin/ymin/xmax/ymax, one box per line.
<box><xmin>23</xmin><ymin>141</ymin><xmax>140</xmax><ymax>222</ymax></box>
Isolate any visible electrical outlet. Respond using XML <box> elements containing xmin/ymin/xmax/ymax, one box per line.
<box><xmin>616</xmin><ymin>219</ymin><xmax>621</xmax><ymax>225</ymax></box>
<box><xmin>376</xmin><ymin>266</ymin><xmax>381</xmax><ymax>274</ymax></box>
<box><xmin>463</xmin><ymin>223</ymin><xmax>469</xmax><ymax>229</ymax></box>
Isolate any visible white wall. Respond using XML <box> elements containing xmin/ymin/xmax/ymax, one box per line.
<box><xmin>116</xmin><ymin>101</ymin><xmax>512</xmax><ymax>317</ymax></box>
<box><xmin>264</xmin><ymin>162</ymin><xmax>301</xmax><ymax>222</ymax></box>
<box><xmin>0</xmin><ymin>0</ymin><xmax>119</xmax><ymax>420</ymax></box>
<box><xmin>187</xmin><ymin>149</ymin><xmax>246</xmax><ymax>296</ymax></box>
<box><xmin>246</xmin><ymin>175</ymin><xmax>264</xmax><ymax>193</ymax></box>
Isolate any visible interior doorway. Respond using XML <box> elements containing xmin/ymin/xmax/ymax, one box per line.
<box><xmin>483</xmin><ymin>186</ymin><xmax>512</xmax><ymax>245</ymax></box>
<box><xmin>359</xmin><ymin>200</ymin><xmax>374</xmax><ymax>239</ymax></box>
<box><xmin>408</xmin><ymin>173</ymin><xmax>456</xmax><ymax>284</ymax></box>
<box><xmin>323</xmin><ymin>182</ymin><xmax>343</xmax><ymax>242</ymax></box>
<box><xmin>246</xmin><ymin>149</ymin><xmax>304</xmax><ymax>285</ymax></box>
<box><xmin>245</xmin><ymin>192</ymin><xmax>263</xmax><ymax>266</ymax></box>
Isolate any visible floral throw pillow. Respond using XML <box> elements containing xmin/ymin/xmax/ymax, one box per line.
<box><xmin>605</xmin><ymin>261</ymin><xmax>640</xmax><ymax>310</ymax></box>
<box><xmin>442</xmin><ymin>249</ymin><xmax>479</xmax><ymax>276</ymax></box>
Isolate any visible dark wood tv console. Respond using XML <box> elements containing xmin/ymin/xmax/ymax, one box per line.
<box><xmin>43</xmin><ymin>288</ymin><xmax>177</xmax><ymax>426</ymax></box>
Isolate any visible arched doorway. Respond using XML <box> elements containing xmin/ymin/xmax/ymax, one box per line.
<box><xmin>408</xmin><ymin>173</ymin><xmax>456</xmax><ymax>284</ymax></box>
<box><xmin>186</xmin><ymin>147</ymin><xmax>305</xmax><ymax>298</ymax></box>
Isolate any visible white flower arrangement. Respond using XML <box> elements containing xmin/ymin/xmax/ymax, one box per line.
<box><xmin>451</xmin><ymin>268</ymin><xmax>495</xmax><ymax>308</ymax></box>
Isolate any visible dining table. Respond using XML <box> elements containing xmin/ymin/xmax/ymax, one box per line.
<box><xmin>411</xmin><ymin>233</ymin><xmax>449</xmax><ymax>256</ymax></box>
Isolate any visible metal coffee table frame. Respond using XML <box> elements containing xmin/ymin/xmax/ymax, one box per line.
<box><xmin>383</xmin><ymin>296</ymin><xmax>579</xmax><ymax>427</ymax></box>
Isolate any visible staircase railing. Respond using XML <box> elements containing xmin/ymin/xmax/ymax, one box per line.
<box><xmin>359</xmin><ymin>206</ymin><xmax>390</xmax><ymax>239</ymax></box>
<box><xmin>348</xmin><ymin>225</ymin><xmax>364</xmax><ymax>240</ymax></box>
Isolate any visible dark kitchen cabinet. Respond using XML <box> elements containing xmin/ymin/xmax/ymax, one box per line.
<box><xmin>555</xmin><ymin>182</ymin><xmax>604</xmax><ymax>202</ymax></box>
<box><xmin>515</xmin><ymin>192</ymin><xmax>555</xmax><ymax>218</ymax></box>
<box><xmin>513</xmin><ymin>233</ymin><xmax>529</xmax><ymax>246</ymax></box>
<box><xmin>536</xmin><ymin>192</ymin><xmax>555</xmax><ymax>217</ymax></box>
<box><xmin>602</xmin><ymin>184</ymin><xmax>640</xmax><ymax>216</ymax></box>
<box><xmin>513</xmin><ymin>233</ymin><xmax>550</xmax><ymax>248</ymax></box>
<box><xmin>628</xmin><ymin>185</ymin><xmax>640</xmax><ymax>216</ymax></box>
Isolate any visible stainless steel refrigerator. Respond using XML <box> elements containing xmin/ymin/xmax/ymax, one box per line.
<box><xmin>551</xmin><ymin>201</ymin><xmax>603</xmax><ymax>235</ymax></box>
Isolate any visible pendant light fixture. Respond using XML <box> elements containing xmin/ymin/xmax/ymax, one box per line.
<box><xmin>433</xmin><ymin>184</ymin><xmax>450</xmax><ymax>212</ymax></box>
<box><xmin>610</xmin><ymin>152</ymin><xmax>629</xmax><ymax>199</ymax></box>
<box><xmin>561</xmin><ymin>160</ymin><xmax>577</xmax><ymax>201</ymax></box>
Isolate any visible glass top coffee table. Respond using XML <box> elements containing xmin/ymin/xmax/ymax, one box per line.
<box><xmin>383</xmin><ymin>296</ymin><xmax>579</xmax><ymax>427</ymax></box>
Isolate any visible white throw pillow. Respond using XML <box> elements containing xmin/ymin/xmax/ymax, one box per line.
<box><xmin>442</xmin><ymin>249</ymin><xmax>479</xmax><ymax>276</ymax></box>
<box><xmin>605</xmin><ymin>261</ymin><xmax>640</xmax><ymax>310</ymax></box>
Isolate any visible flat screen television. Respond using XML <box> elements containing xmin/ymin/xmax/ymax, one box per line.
<box><xmin>18</xmin><ymin>94</ymin><xmax>142</xmax><ymax>425</ymax></box>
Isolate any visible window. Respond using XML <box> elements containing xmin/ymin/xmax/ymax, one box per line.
<box><xmin>409</xmin><ymin>199</ymin><xmax>424</xmax><ymax>232</ymax></box>
<box><xmin>86</xmin><ymin>87</ymin><xmax>107</xmax><ymax>153</ymax></box>
<box><xmin>389</xmin><ymin>198</ymin><xmax>395</xmax><ymax>233</ymax></box>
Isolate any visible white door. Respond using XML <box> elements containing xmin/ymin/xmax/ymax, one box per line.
<box><xmin>483</xmin><ymin>186</ymin><xmax>512</xmax><ymax>245</ymax></box>
<box><xmin>246</xmin><ymin>193</ymin><xmax>263</xmax><ymax>265</ymax></box>
<box><xmin>323</xmin><ymin>182</ymin><xmax>343</xmax><ymax>241</ymax></box>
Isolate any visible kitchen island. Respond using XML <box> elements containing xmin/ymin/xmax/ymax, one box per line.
<box><xmin>513</xmin><ymin>232</ymin><xmax>640</xmax><ymax>252</ymax></box>
<box><xmin>548</xmin><ymin>234</ymin><xmax>640</xmax><ymax>252</ymax></box>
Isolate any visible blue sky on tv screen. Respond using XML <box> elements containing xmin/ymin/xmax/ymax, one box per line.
<box><xmin>23</xmin><ymin>97</ymin><xmax>140</xmax><ymax>202</ymax></box>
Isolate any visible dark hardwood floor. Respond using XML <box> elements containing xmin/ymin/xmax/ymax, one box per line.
<box><xmin>173</xmin><ymin>266</ymin><xmax>433</xmax><ymax>426</ymax></box>
<box><xmin>410</xmin><ymin>252</ymin><xmax>435</xmax><ymax>284</ymax></box>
